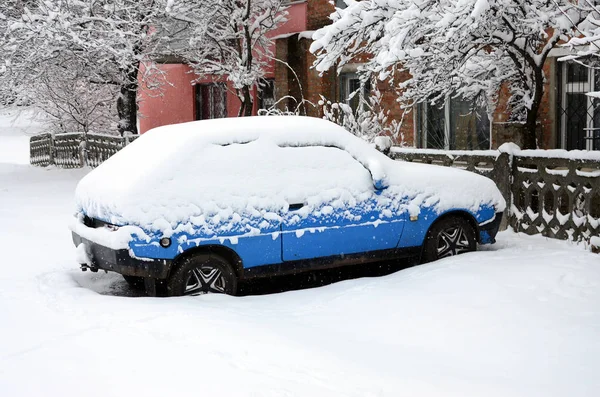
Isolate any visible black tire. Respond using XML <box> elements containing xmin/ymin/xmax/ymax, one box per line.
<box><xmin>167</xmin><ymin>254</ymin><xmax>238</xmax><ymax>297</ymax></box>
<box><xmin>123</xmin><ymin>275</ymin><xmax>145</xmax><ymax>290</ymax></box>
<box><xmin>422</xmin><ymin>215</ymin><xmax>477</xmax><ymax>263</ymax></box>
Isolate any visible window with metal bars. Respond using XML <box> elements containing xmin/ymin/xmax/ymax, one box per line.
<box><xmin>557</xmin><ymin>60</ymin><xmax>600</xmax><ymax>150</ymax></box>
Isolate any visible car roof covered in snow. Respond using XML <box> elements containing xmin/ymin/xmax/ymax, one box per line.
<box><xmin>136</xmin><ymin>115</ymin><xmax>387</xmax><ymax>170</ymax></box>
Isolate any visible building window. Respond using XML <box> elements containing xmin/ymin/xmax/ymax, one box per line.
<box><xmin>335</xmin><ymin>0</ymin><xmax>347</xmax><ymax>9</ymax></box>
<box><xmin>558</xmin><ymin>61</ymin><xmax>600</xmax><ymax>150</ymax></box>
<box><xmin>416</xmin><ymin>97</ymin><xmax>491</xmax><ymax>150</ymax></box>
<box><xmin>195</xmin><ymin>83</ymin><xmax>227</xmax><ymax>120</ymax></box>
<box><xmin>259</xmin><ymin>79</ymin><xmax>275</xmax><ymax>110</ymax></box>
<box><xmin>339</xmin><ymin>72</ymin><xmax>370</xmax><ymax>114</ymax></box>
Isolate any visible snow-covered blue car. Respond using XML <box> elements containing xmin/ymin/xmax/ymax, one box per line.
<box><xmin>71</xmin><ymin>116</ymin><xmax>505</xmax><ymax>296</ymax></box>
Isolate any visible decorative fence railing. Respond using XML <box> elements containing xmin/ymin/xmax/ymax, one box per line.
<box><xmin>391</xmin><ymin>147</ymin><xmax>600</xmax><ymax>246</ymax></box>
<box><xmin>30</xmin><ymin>132</ymin><xmax>138</xmax><ymax>168</ymax></box>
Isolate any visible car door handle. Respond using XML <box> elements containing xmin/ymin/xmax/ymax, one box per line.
<box><xmin>288</xmin><ymin>203</ymin><xmax>305</xmax><ymax>211</ymax></box>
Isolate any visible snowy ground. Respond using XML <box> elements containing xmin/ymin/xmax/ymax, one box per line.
<box><xmin>1</xmin><ymin>107</ymin><xmax>599</xmax><ymax>396</ymax></box>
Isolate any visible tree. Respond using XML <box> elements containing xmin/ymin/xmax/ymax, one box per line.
<box><xmin>310</xmin><ymin>0</ymin><xmax>591</xmax><ymax>149</ymax></box>
<box><xmin>166</xmin><ymin>0</ymin><xmax>287</xmax><ymax>116</ymax></box>
<box><xmin>35</xmin><ymin>57</ymin><xmax>118</xmax><ymax>134</ymax></box>
<box><xmin>0</xmin><ymin>0</ymin><xmax>168</xmax><ymax>135</ymax></box>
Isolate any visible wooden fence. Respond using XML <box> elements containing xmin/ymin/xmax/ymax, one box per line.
<box><xmin>391</xmin><ymin>148</ymin><xmax>600</xmax><ymax>245</ymax></box>
<box><xmin>30</xmin><ymin>132</ymin><xmax>137</xmax><ymax>168</ymax></box>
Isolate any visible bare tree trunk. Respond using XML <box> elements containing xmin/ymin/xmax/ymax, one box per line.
<box><xmin>117</xmin><ymin>62</ymin><xmax>140</xmax><ymax>136</ymax></box>
<box><xmin>242</xmin><ymin>85</ymin><xmax>253</xmax><ymax>116</ymax></box>
<box><xmin>523</xmin><ymin>67</ymin><xmax>544</xmax><ymax>150</ymax></box>
<box><xmin>239</xmin><ymin>0</ymin><xmax>253</xmax><ymax>117</ymax></box>
<box><xmin>523</xmin><ymin>105</ymin><xmax>538</xmax><ymax>150</ymax></box>
<box><xmin>236</xmin><ymin>86</ymin><xmax>254</xmax><ymax>117</ymax></box>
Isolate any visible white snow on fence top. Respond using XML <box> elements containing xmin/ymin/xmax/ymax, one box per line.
<box><xmin>392</xmin><ymin>143</ymin><xmax>600</xmax><ymax>161</ymax></box>
<box><xmin>75</xmin><ymin>116</ymin><xmax>505</xmax><ymax>235</ymax></box>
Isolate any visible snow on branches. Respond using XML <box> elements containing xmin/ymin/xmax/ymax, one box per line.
<box><xmin>311</xmin><ymin>0</ymin><xmax>589</xmax><ymax>149</ymax></box>
<box><xmin>560</xmin><ymin>1</ymin><xmax>600</xmax><ymax>97</ymax></box>
<box><xmin>0</xmin><ymin>0</ymin><xmax>168</xmax><ymax>135</ymax></box>
<box><xmin>166</xmin><ymin>0</ymin><xmax>287</xmax><ymax>116</ymax></box>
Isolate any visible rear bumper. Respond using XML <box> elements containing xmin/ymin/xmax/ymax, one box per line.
<box><xmin>478</xmin><ymin>212</ymin><xmax>503</xmax><ymax>244</ymax></box>
<box><xmin>72</xmin><ymin>232</ymin><xmax>171</xmax><ymax>279</ymax></box>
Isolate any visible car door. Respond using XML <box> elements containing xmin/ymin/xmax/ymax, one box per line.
<box><xmin>279</xmin><ymin>145</ymin><xmax>406</xmax><ymax>262</ymax></box>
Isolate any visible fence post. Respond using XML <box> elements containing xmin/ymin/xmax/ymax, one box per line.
<box><xmin>492</xmin><ymin>152</ymin><xmax>512</xmax><ymax>230</ymax></box>
<box><xmin>49</xmin><ymin>134</ymin><xmax>55</xmax><ymax>166</ymax></box>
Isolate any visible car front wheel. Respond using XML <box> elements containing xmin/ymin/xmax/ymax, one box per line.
<box><xmin>422</xmin><ymin>215</ymin><xmax>476</xmax><ymax>263</ymax></box>
<box><xmin>167</xmin><ymin>254</ymin><xmax>238</xmax><ymax>297</ymax></box>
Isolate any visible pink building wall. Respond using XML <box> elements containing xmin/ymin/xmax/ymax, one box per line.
<box><xmin>138</xmin><ymin>2</ymin><xmax>308</xmax><ymax>134</ymax></box>
<box><xmin>138</xmin><ymin>64</ymin><xmax>196</xmax><ymax>134</ymax></box>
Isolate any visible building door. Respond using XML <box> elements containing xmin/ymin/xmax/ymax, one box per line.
<box><xmin>559</xmin><ymin>62</ymin><xmax>600</xmax><ymax>150</ymax></box>
<box><xmin>195</xmin><ymin>83</ymin><xmax>227</xmax><ymax>120</ymax></box>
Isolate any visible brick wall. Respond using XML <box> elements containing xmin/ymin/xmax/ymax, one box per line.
<box><xmin>376</xmin><ymin>70</ymin><xmax>415</xmax><ymax>146</ymax></box>
<box><xmin>306</xmin><ymin>0</ymin><xmax>335</xmax><ymax>31</ymax></box>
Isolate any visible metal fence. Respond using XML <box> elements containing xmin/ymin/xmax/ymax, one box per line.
<box><xmin>30</xmin><ymin>132</ymin><xmax>138</xmax><ymax>168</ymax></box>
<box><xmin>391</xmin><ymin>148</ymin><xmax>600</xmax><ymax>245</ymax></box>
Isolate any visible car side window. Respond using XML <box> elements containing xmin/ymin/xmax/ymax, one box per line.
<box><xmin>277</xmin><ymin>145</ymin><xmax>373</xmax><ymax>204</ymax></box>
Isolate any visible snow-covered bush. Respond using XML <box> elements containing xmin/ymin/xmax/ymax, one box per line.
<box><xmin>257</xmin><ymin>96</ymin><xmax>314</xmax><ymax>116</ymax></box>
<box><xmin>319</xmin><ymin>86</ymin><xmax>401</xmax><ymax>143</ymax></box>
<box><xmin>258</xmin><ymin>89</ymin><xmax>401</xmax><ymax>145</ymax></box>
<box><xmin>35</xmin><ymin>60</ymin><xmax>118</xmax><ymax>135</ymax></box>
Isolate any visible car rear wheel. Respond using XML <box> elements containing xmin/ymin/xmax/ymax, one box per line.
<box><xmin>167</xmin><ymin>254</ymin><xmax>238</xmax><ymax>297</ymax></box>
<box><xmin>422</xmin><ymin>215</ymin><xmax>476</xmax><ymax>263</ymax></box>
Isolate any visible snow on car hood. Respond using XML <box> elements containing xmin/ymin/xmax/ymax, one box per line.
<box><xmin>75</xmin><ymin>116</ymin><xmax>505</xmax><ymax>236</ymax></box>
<box><xmin>384</xmin><ymin>159</ymin><xmax>506</xmax><ymax>218</ymax></box>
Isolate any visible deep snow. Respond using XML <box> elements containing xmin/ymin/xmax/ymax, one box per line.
<box><xmin>1</xmin><ymin>108</ymin><xmax>600</xmax><ymax>397</ymax></box>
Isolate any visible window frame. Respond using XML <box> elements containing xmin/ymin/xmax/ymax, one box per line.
<box><xmin>559</xmin><ymin>61</ymin><xmax>600</xmax><ymax>150</ymax></box>
<box><xmin>195</xmin><ymin>82</ymin><xmax>227</xmax><ymax>120</ymax></box>
<box><xmin>259</xmin><ymin>78</ymin><xmax>275</xmax><ymax>110</ymax></box>
<box><xmin>415</xmin><ymin>97</ymin><xmax>492</xmax><ymax>150</ymax></box>
<box><xmin>339</xmin><ymin>72</ymin><xmax>371</xmax><ymax>114</ymax></box>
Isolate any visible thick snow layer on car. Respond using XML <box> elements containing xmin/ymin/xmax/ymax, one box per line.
<box><xmin>1</xmin><ymin>112</ymin><xmax>599</xmax><ymax>396</ymax></box>
<box><xmin>75</xmin><ymin>116</ymin><xmax>505</xmax><ymax>238</ymax></box>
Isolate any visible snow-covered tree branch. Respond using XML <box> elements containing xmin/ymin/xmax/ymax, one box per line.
<box><xmin>310</xmin><ymin>0</ymin><xmax>590</xmax><ymax>149</ymax></box>
<box><xmin>0</xmin><ymin>0</ymin><xmax>168</xmax><ymax>135</ymax></box>
<box><xmin>560</xmin><ymin>1</ymin><xmax>600</xmax><ymax>97</ymax></box>
<box><xmin>166</xmin><ymin>0</ymin><xmax>287</xmax><ymax>116</ymax></box>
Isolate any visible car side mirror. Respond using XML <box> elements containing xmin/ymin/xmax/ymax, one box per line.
<box><xmin>373</xmin><ymin>178</ymin><xmax>388</xmax><ymax>190</ymax></box>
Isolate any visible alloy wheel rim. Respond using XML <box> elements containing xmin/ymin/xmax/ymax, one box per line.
<box><xmin>436</xmin><ymin>226</ymin><xmax>471</xmax><ymax>258</ymax></box>
<box><xmin>184</xmin><ymin>265</ymin><xmax>226</xmax><ymax>295</ymax></box>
